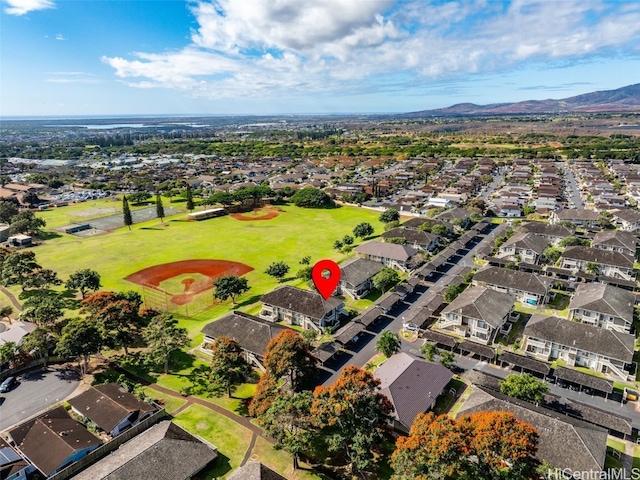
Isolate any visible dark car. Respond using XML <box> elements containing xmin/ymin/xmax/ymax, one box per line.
<box><xmin>449</xmin><ymin>365</ymin><xmax>465</xmax><ymax>375</ymax></box>
<box><xmin>0</xmin><ymin>376</ymin><xmax>17</xmax><ymax>393</ymax></box>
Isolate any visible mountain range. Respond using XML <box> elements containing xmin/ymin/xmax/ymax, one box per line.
<box><xmin>405</xmin><ymin>83</ymin><xmax>640</xmax><ymax>116</ymax></box>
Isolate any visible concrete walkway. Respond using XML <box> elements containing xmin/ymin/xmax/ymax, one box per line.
<box><xmin>0</xmin><ymin>285</ymin><xmax>22</xmax><ymax>312</ymax></box>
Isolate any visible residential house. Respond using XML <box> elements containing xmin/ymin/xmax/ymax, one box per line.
<box><xmin>338</xmin><ymin>258</ymin><xmax>384</xmax><ymax>299</ymax></box>
<box><xmin>354</xmin><ymin>241</ymin><xmax>418</xmax><ymax>272</ymax></box>
<box><xmin>520</xmin><ymin>222</ymin><xmax>574</xmax><ymax>245</ymax></box>
<box><xmin>560</xmin><ymin>246</ymin><xmax>635</xmax><ymax>281</ymax></box>
<box><xmin>612</xmin><ymin>209</ymin><xmax>640</xmax><ymax>232</ymax></box>
<box><xmin>7</xmin><ymin>406</ymin><xmax>102</xmax><ymax>478</ymax></box>
<box><xmin>471</xmin><ymin>266</ymin><xmax>552</xmax><ymax>305</ymax></box>
<box><xmin>380</xmin><ymin>227</ymin><xmax>439</xmax><ymax>251</ymax></box>
<box><xmin>0</xmin><ymin>321</ymin><xmax>36</xmax><ymax>347</ymax></box>
<box><xmin>497</xmin><ymin>232</ymin><xmax>548</xmax><ymax>264</ymax></box>
<box><xmin>375</xmin><ymin>352</ymin><xmax>453</xmax><ymax>433</ymax></box>
<box><xmin>591</xmin><ymin>230</ymin><xmax>637</xmax><ymax>257</ymax></box>
<box><xmin>72</xmin><ymin>421</ymin><xmax>218</xmax><ymax>480</ymax></box>
<box><xmin>435</xmin><ymin>207</ymin><xmax>475</xmax><ymax>228</ymax></box>
<box><xmin>523</xmin><ymin>315</ymin><xmax>634</xmax><ymax>380</ymax></box>
<box><xmin>549</xmin><ymin>208</ymin><xmax>600</xmax><ymax>228</ymax></box>
<box><xmin>567</xmin><ymin>283</ymin><xmax>635</xmax><ymax>334</ymax></box>
<box><xmin>200</xmin><ymin>311</ymin><xmax>291</xmax><ymax>368</ymax></box>
<box><xmin>228</xmin><ymin>462</ymin><xmax>287</xmax><ymax>480</ymax></box>
<box><xmin>437</xmin><ymin>286</ymin><xmax>515</xmax><ymax>345</ymax></box>
<box><xmin>457</xmin><ymin>386</ymin><xmax>607</xmax><ymax>474</ymax></box>
<box><xmin>260</xmin><ymin>286</ymin><xmax>344</xmax><ymax>332</ymax></box>
<box><xmin>68</xmin><ymin>383</ymin><xmax>158</xmax><ymax>437</ymax></box>
<box><xmin>0</xmin><ymin>438</ymin><xmax>29</xmax><ymax>480</ymax></box>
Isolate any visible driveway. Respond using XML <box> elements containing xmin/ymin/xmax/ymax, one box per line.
<box><xmin>0</xmin><ymin>366</ymin><xmax>80</xmax><ymax>431</ymax></box>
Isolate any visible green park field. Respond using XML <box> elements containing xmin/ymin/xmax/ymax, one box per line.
<box><xmin>33</xmin><ymin>200</ymin><xmax>386</xmax><ymax>330</ymax></box>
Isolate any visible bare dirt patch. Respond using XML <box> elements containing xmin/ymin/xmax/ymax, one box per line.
<box><xmin>231</xmin><ymin>206</ymin><xmax>280</xmax><ymax>221</ymax></box>
<box><xmin>125</xmin><ymin>259</ymin><xmax>253</xmax><ymax>306</ymax></box>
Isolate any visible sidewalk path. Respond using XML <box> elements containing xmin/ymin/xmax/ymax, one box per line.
<box><xmin>0</xmin><ymin>285</ymin><xmax>22</xmax><ymax>312</ymax></box>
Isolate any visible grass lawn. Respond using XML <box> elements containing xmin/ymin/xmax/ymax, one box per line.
<box><xmin>448</xmin><ymin>382</ymin><xmax>472</xmax><ymax>418</ymax></box>
<box><xmin>633</xmin><ymin>445</ymin><xmax>640</xmax><ymax>469</ymax></box>
<box><xmin>347</xmin><ymin>289</ymin><xmax>383</xmax><ymax>311</ymax></box>
<box><xmin>142</xmin><ymin>387</ymin><xmax>187</xmax><ymax>414</ymax></box>
<box><xmin>364</xmin><ymin>353</ymin><xmax>387</xmax><ymax>372</ymax></box>
<box><xmin>249</xmin><ymin>436</ymin><xmax>326</xmax><ymax>480</ymax></box>
<box><xmin>173</xmin><ymin>404</ymin><xmax>252</xmax><ymax>479</ymax></box>
<box><xmin>34</xmin><ymin>203</ymin><xmax>385</xmax><ymax>333</ymax></box>
<box><xmin>607</xmin><ymin>437</ymin><xmax>626</xmax><ymax>454</ymax></box>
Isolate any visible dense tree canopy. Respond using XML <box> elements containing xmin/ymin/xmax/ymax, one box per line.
<box><xmin>66</xmin><ymin>269</ymin><xmax>102</xmax><ymax>299</ymax></box>
<box><xmin>207</xmin><ymin>336</ymin><xmax>252</xmax><ymax>397</ymax></box>
<box><xmin>55</xmin><ymin>318</ymin><xmax>104</xmax><ymax>375</ymax></box>
<box><xmin>264</xmin><ymin>330</ymin><xmax>318</xmax><ymax>391</ymax></box>
<box><xmin>142</xmin><ymin>313</ymin><xmax>189</xmax><ymax>374</ymax></box>
<box><xmin>500</xmin><ymin>373</ymin><xmax>550</xmax><ymax>404</ymax></box>
<box><xmin>290</xmin><ymin>187</ymin><xmax>334</xmax><ymax>208</ymax></box>
<box><xmin>264</xmin><ymin>261</ymin><xmax>290</xmax><ymax>282</ymax></box>
<box><xmin>353</xmin><ymin>222</ymin><xmax>374</xmax><ymax>239</ymax></box>
<box><xmin>213</xmin><ymin>275</ymin><xmax>250</xmax><ymax>304</ymax></box>
<box><xmin>376</xmin><ymin>330</ymin><xmax>402</xmax><ymax>358</ymax></box>
<box><xmin>380</xmin><ymin>208</ymin><xmax>400</xmax><ymax>224</ymax></box>
<box><xmin>372</xmin><ymin>267</ymin><xmax>400</xmax><ymax>293</ymax></box>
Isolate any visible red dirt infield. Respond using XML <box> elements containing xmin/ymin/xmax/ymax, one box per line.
<box><xmin>124</xmin><ymin>259</ymin><xmax>253</xmax><ymax>305</ymax></box>
<box><xmin>231</xmin><ymin>206</ymin><xmax>280</xmax><ymax>221</ymax></box>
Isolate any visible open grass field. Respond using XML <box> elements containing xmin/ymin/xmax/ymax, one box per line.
<box><xmin>34</xmin><ymin>202</ymin><xmax>385</xmax><ymax>325</ymax></box>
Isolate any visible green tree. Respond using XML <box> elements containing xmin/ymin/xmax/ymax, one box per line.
<box><xmin>122</xmin><ymin>195</ymin><xmax>133</xmax><ymax>230</ymax></box>
<box><xmin>21</xmin><ymin>268</ymin><xmax>61</xmax><ymax>291</ymax></box>
<box><xmin>55</xmin><ymin>318</ymin><xmax>104</xmax><ymax>375</ymax></box>
<box><xmin>558</xmin><ymin>236</ymin><xmax>588</xmax><ymax>247</ymax></box>
<box><xmin>384</xmin><ymin>220</ymin><xmax>401</xmax><ymax>231</ymax></box>
<box><xmin>0</xmin><ymin>341</ymin><xmax>18</xmax><ymax>368</ymax></box>
<box><xmin>128</xmin><ymin>191</ymin><xmax>152</xmax><ymax>204</ymax></box>
<box><xmin>312</xmin><ymin>366</ymin><xmax>393</xmax><ymax>475</ymax></box>
<box><xmin>444</xmin><ymin>284</ymin><xmax>464</xmax><ymax>302</ymax></box>
<box><xmin>290</xmin><ymin>187</ymin><xmax>334</xmax><ymax>208</ymax></box>
<box><xmin>258</xmin><ymin>391</ymin><xmax>316</xmax><ymax>470</ymax></box>
<box><xmin>372</xmin><ymin>267</ymin><xmax>400</xmax><ymax>293</ymax></box>
<box><xmin>0</xmin><ymin>305</ymin><xmax>12</xmax><ymax>323</ymax></box>
<box><xmin>431</xmin><ymin>223</ymin><xmax>450</xmax><ymax>236</ymax></box>
<box><xmin>0</xmin><ymin>199</ymin><xmax>19</xmax><ymax>223</ymax></box>
<box><xmin>207</xmin><ymin>191</ymin><xmax>235</xmax><ymax>207</ymax></box>
<box><xmin>523</xmin><ymin>205</ymin><xmax>536</xmax><ymax>216</ymax></box>
<box><xmin>333</xmin><ymin>239</ymin><xmax>343</xmax><ymax>250</ymax></box>
<box><xmin>421</xmin><ymin>342</ymin><xmax>439</xmax><ymax>361</ymax></box>
<box><xmin>296</xmin><ymin>266</ymin><xmax>312</xmax><ymax>281</ymax></box>
<box><xmin>155</xmin><ymin>193</ymin><xmax>165</xmax><ymax>221</ymax></box>
<box><xmin>20</xmin><ymin>327</ymin><xmax>56</xmax><ymax>367</ymax></box>
<box><xmin>380</xmin><ymin>208</ymin><xmax>400</xmax><ymax>223</ymax></box>
<box><xmin>1</xmin><ymin>251</ymin><xmax>41</xmax><ymax>291</ymax></box>
<box><xmin>342</xmin><ymin>234</ymin><xmax>354</xmax><ymax>245</ymax></box>
<box><xmin>65</xmin><ymin>269</ymin><xmax>102</xmax><ymax>299</ymax></box>
<box><xmin>585</xmin><ymin>262</ymin><xmax>601</xmax><ymax>275</ymax></box>
<box><xmin>353</xmin><ymin>222</ymin><xmax>374</xmax><ymax>239</ymax></box>
<box><xmin>142</xmin><ymin>313</ymin><xmax>189</xmax><ymax>374</ymax></box>
<box><xmin>376</xmin><ymin>330</ymin><xmax>402</xmax><ymax>358</ymax></box>
<box><xmin>542</xmin><ymin>245</ymin><xmax>562</xmax><ymax>265</ymax></box>
<box><xmin>265</xmin><ymin>261</ymin><xmax>290</xmax><ymax>283</ymax></box>
<box><xmin>19</xmin><ymin>292</ymin><xmax>65</xmax><ymax>327</ymax></box>
<box><xmin>299</xmin><ymin>256</ymin><xmax>311</xmax><ymax>265</ymax></box>
<box><xmin>207</xmin><ymin>336</ymin><xmax>252</xmax><ymax>397</ymax></box>
<box><xmin>9</xmin><ymin>210</ymin><xmax>46</xmax><ymax>235</ymax></box>
<box><xmin>213</xmin><ymin>275</ymin><xmax>250</xmax><ymax>304</ymax></box>
<box><xmin>263</xmin><ymin>330</ymin><xmax>318</xmax><ymax>391</ymax></box>
<box><xmin>185</xmin><ymin>184</ymin><xmax>194</xmax><ymax>211</ymax></box>
<box><xmin>500</xmin><ymin>373</ymin><xmax>550</xmax><ymax>404</ymax></box>
<box><xmin>440</xmin><ymin>350</ymin><xmax>455</xmax><ymax>368</ymax></box>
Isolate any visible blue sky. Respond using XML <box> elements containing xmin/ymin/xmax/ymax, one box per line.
<box><xmin>2</xmin><ymin>0</ymin><xmax>640</xmax><ymax>117</ymax></box>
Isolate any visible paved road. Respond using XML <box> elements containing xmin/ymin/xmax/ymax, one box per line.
<box><xmin>563</xmin><ymin>165</ymin><xmax>583</xmax><ymax>208</ymax></box>
<box><xmin>320</xmin><ymin>222</ymin><xmax>507</xmax><ymax>386</ymax></box>
<box><xmin>0</xmin><ymin>366</ymin><xmax>80</xmax><ymax>431</ymax></box>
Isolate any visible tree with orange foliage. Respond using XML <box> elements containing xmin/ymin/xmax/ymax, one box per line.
<box><xmin>263</xmin><ymin>329</ymin><xmax>317</xmax><ymax>391</ymax></box>
<box><xmin>312</xmin><ymin>365</ymin><xmax>394</xmax><ymax>475</ymax></box>
<box><xmin>391</xmin><ymin>410</ymin><xmax>539</xmax><ymax>480</ymax></box>
<box><xmin>248</xmin><ymin>372</ymin><xmax>279</xmax><ymax>418</ymax></box>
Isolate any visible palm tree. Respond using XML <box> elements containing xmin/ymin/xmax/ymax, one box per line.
<box><xmin>376</xmin><ymin>331</ymin><xmax>401</xmax><ymax>358</ymax></box>
<box><xmin>585</xmin><ymin>262</ymin><xmax>600</xmax><ymax>276</ymax></box>
<box><xmin>420</xmin><ymin>342</ymin><xmax>439</xmax><ymax>361</ymax></box>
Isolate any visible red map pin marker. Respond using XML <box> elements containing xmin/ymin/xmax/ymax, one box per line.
<box><xmin>312</xmin><ymin>259</ymin><xmax>341</xmax><ymax>300</ymax></box>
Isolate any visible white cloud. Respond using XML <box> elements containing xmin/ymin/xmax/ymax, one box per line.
<box><xmin>3</xmin><ymin>0</ymin><xmax>54</xmax><ymax>15</ymax></box>
<box><xmin>101</xmin><ymin>0</ymin><xmax>640</xmax><ymax>100</ymax></box>
<box><xmin>55</xmin><ymin>33</ymin><xmax>65</xmax><ymax>41</ymax></box>
<box><xmin>45</xmin><ymin>72</ymin><xmax>99</xmax><ymax>84</ymax></box>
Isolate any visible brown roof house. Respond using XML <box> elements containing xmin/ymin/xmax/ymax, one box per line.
<box><xmin>523</xmin><ymin>315</ymin><xmax>635</xmax><ymax>380</ymax></box>
<box><xmin>260</xmin><ymin>285</ymin><xmax>344</xmax><ymax>332</ymax></box>
<box><xmin>437</xmin><ymin>286</ymin><xmax>515</xmax><ymax>345</ymax></box>
<box><xmin>612</xmin><ymin>208</ymin><xmax>640</xmax><ymax>232</ymax></box>
<box><xmin>375</xmin><ymin>352</ymin><xmax>452</xmax><ymax>433</ymax></box>
<box><xmin>7</xmin><ymin>406</ymin><xmax>102</xmax><ymax>478</ymax></box>
<box><xmin>520</xmin><ymin>222</ymin><xmax>574</xmax><ymax>245</ymax></box>
<box><xmin>72</xmin><ymin>421</ymin><xmax>217</xmax><ymax>480</ymax></box>
<box><xmin>355</xmin><ymin>241</ymin><xmax>418</xmax><ymax>272</ymax></box>
<box><xmin>472</xmin><ymin>266</ymin><xmax>553</xmax><ymax>306</ymax></box>
<box><xmin>68</xmin><ymin>383</ymin><xmax>158</xmax><ymax>437</ymax></box>
<box><xmin>338</xmin><ymin>258</ymin><xmax>384</xmax><ymax>299</ymax></box>
<box><xmin>560</xmin><ymin>246</ymin><xmax>635</xmax><ymax>281</ymax></box>
<box><xmin>227</xmin><ymin>462</ymin><xmax>287</xmax><ymax>480</ymax></box>
<box><xmin>381</xmin><ymin>227</ymin><xmax>439</xmax><ymax>251</ymax></box>
<box><xmin>591</xmin><ymin>230</ymin><xmax>637</xmax><ymax>257</ymax></box>
<box><xmin>457</xmin><ymin>386</ymin><xmax>607</xmax><ymax>475</ymax></box>
<box><xmin>200</xmin><ymin>311</ymin><xmax>292</xmax><ymax>369</ymax></box>
<box><xmin>549</xmin><ymin>208</ymin><xmax>600</xmax><ymax>228</ymax></box>
<box><xmin>497</xmin><ymin>232</ymin><xmax>549</xmax><ymax>264</ymax></box>
<box><xmin>0</xmin><ymin>437</ymin><xmax>29</xmax><ymax>480</ymax></box>
<box><xmin>568</xmin><ymin>283</ymin><xmax>635</xmax><ymax>334</ymax></box>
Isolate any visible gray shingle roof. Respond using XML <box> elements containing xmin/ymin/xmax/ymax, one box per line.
<box><xmin>555</xmin><ymin>208</ymin><xmax>600</xmax><ymax>221</ymax></box>
<box><xmin>376</xmin><ymin>352</ymin><xmax>452</xmax><ymax>430</ymax></box>
<box><xmin>457</xmin><ymin>386</ymin><xmax>607</xmax><ymax>473</ymax></box>
<box><xmin>521</xmin><ymin>222</ymin><xmax>574</xmax><ymax>238</ymax></box>
<box><xmin>472</xmin><ymin>266</ymin><xmax>552</xmax><ymax>295</ymax></box>
<box><xmin>422</xmin><ymin>329</ymin><xmax>457</xmax><ymax>348</ymax></box>
<box><xmin>499</xmin><ymin>351</ymin><xmax>550</xmax><ymax>375</ymax></box>
<box><xmin>568</xmin><ymin>283</ymin><xmax>635</xmax><ymax>321</ymax></box>
<box><xmin>441</xmin><ymin>286</ymin><xmax>514</xmax><ymax>328</ymax></box>
<box><xmin>554</xmin><ymin>367</ymin><xmax>614</xmax><ymax>393</ymax></box>
<box><xmin>201</xmin><ymin>311</ymin><xmax>292</xmax><ymax>357</ymax></box>
<box><xmin>261</xmin><ymin>286</ymin><xmax>343</xmax><ymax>320</ymax></box>
<box><xmin>72</xmin><ymin>421</ymin><xmax>217</xmax><ymax>480</ymax></box>
<box><xmin>501</xmin><ymin>232</ymin><xmax>549</xmax><ymax>254</ymax></box>
<box><xmin>592</xmin><ymin>229</ymin><xmax>637</xmax><ymax>252</ymax></box>
<box><xmin>562</xmin><ymin>246</ymin><xmax>634</xmax><ymax>268</ymax></box>
<box><xmin>333</xmin><ymin>321</ymin><xmax>366</xmax><ymax>344</ymax></box>
<box><xmin>459</xmin><ymin>341</ymin><xmax>495</xmax><ymax>359</ymax></box>
<box><xmin>355</xmin><ymin>307</ymin><xmax>382</xmax><ymax>327</ymax></box>
<box><xmin>524</xmin><ymin>315</ymin><xmax>634</xmax><ymax>362</ymax></box>
<box><xmin>68</xmin><ymin>384</ymin><xmax>156</xmax><ymax>434</ymax></box>
<box><xmin>612</xmin><ymin>208</ymin><xmax>640</xmax><ymax>223</ymax></box>
<box><xmin>227</xmin><ymin>462</ymin><xmax>287</xmax><ymax>480</ymax></box>
<box><xmin>564</xmin><ymin>399</ymin><xmax>632</xmax><ymax>435</ymax></box>
<box><xmin>339</xmin><ymin>258</ymin><xmax>383</xmax><ymax>288</ymax></box>
<box><xmin>355</xmin><ymin>241</ymin><xmax>418</xmax><ymax>262</ymax></box>
<box><xmin>381</xmin><ymin>228</ymin><xmax>437</xmax><ymax>246</ymax></box>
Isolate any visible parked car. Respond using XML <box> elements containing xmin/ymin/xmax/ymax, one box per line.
<box><xmin>449</xmin><ymin>365</ymin><xmax>465</xmax><ymax>375</ymax></box>
<box><xmin>0</xmin><ymin>376</ymin><xmax>17</xmax><ymax>393</ymax></box>
<box><xmin>624</xmin><ymin>387</ymin><xmax>638</xmax><ymax>402</ymax></box>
